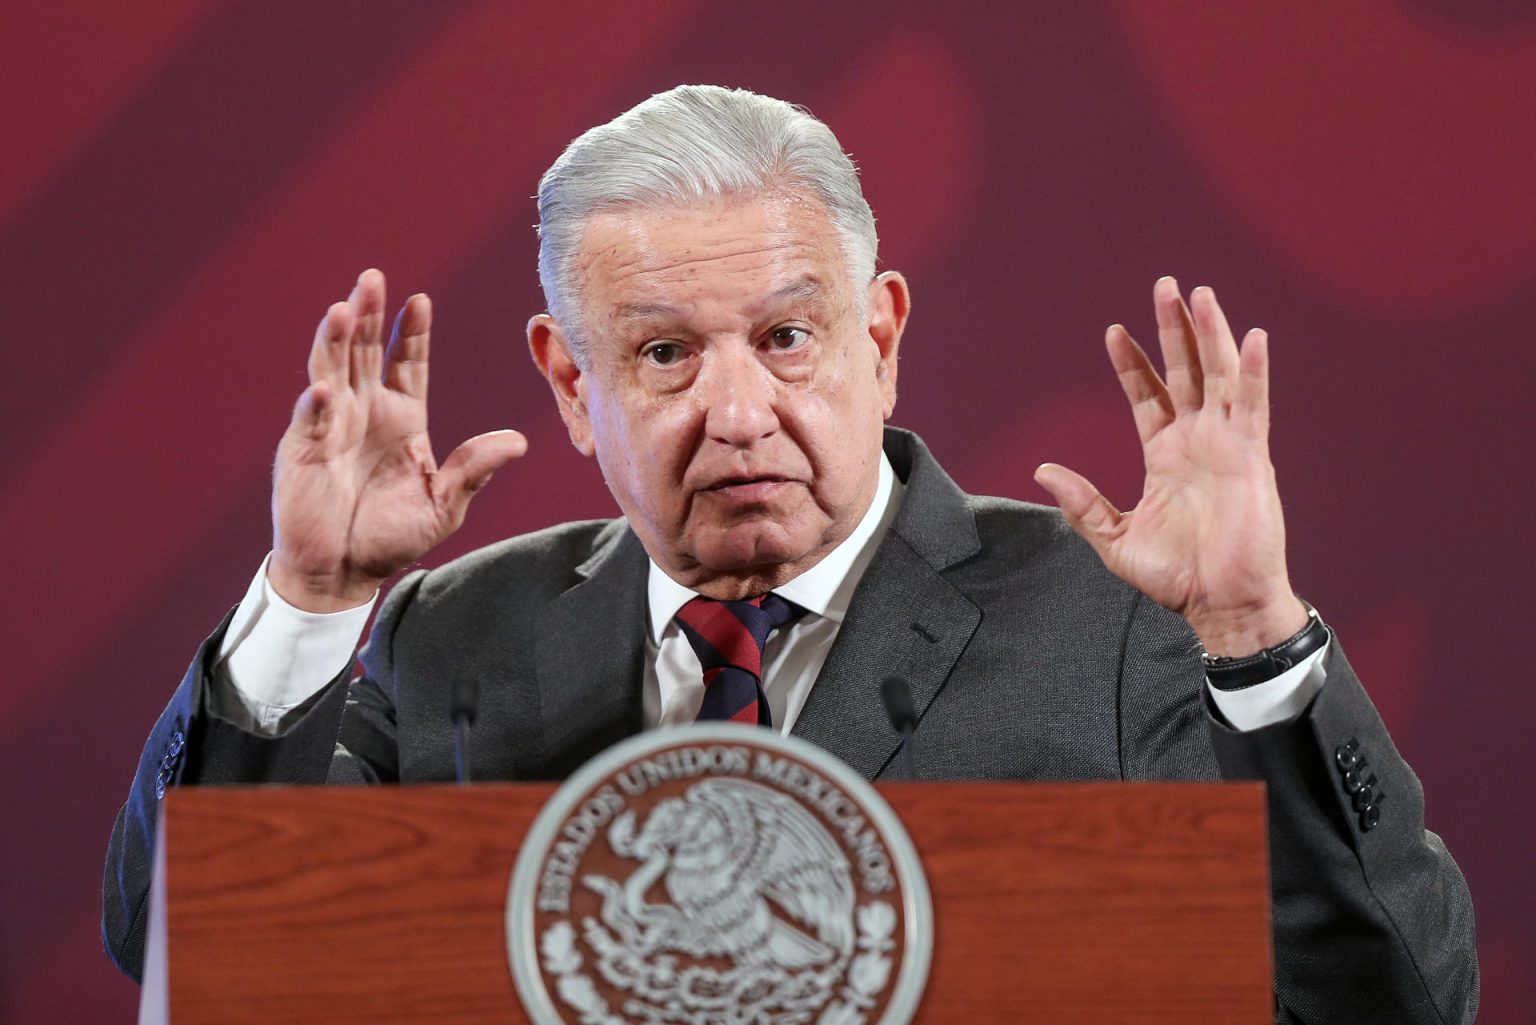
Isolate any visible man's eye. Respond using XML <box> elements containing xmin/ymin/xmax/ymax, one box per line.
<box><xmin>767</xmin><ymin>326</ymin><xmax>809</xmax><ymax>350</ymax></box>
<box><xmin>641</xmin><ymin>342</ymin><xmax>684</xmax><ymax>366</ymax></box>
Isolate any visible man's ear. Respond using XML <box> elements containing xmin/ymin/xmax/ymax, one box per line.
<box><xmin>527</xmin><ymin>314</ymin><xmax>594</xmax><ymax>455</ymax></box>
<box><xmin>866</xmin><ymin>271</ymin><xmax>910</xmax><ymax>419</ymax></box>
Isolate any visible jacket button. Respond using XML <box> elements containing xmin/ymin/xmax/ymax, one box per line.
<box><xmin>1360</xmin><ymin>804</ymin><xmax>1381</xmax><ymax>831</ymax></box>
<box><xmin>1344</xmin><ymin>770</ymin><xmax>1377</xmax><ymax>795</ymax></box>
<box><xmin>1352</xmin><ymin>788</ymin><xmax>1376</xmax><ymax>812</ymax></box>
<box><xmin>169</xmin><ymin>731</ymin><xmax>185</xmax><ymax>756</ymax></box>
<box><xmin>1335</xmin><ymin>740</ymin><xmax>1361</xmax><ymax>770</ymax></box>
<box><xmin>154</xmin><ymin>776</ymin><xmax>166</xmax><ymax>800</ymax></box>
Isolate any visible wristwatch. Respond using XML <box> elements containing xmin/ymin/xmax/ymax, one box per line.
<box><xmin>1202</xmin><ymin>602</ymin><xmax>1330</xmax><ymax>692</ymax></box>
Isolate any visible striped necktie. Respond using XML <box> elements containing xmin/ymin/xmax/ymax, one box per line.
<box><xmin>675</xmin><ymin>593</ymin><xmax>804</xmax><ymax>727</ymax></box>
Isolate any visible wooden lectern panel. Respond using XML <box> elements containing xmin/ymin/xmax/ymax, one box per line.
<box><xmin>144</xmin><ymin>782</ymin><xmax>1270</xmax><ymax>1024</ymax></box>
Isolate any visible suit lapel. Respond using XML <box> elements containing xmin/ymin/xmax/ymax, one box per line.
<box><xmin>532</xmin><ymin>524</ymin><xmax>650</xmax><ymax>777</ymax></box>
<box><xmin>791</xmin><ymin>429</ymin><xmax>982</xmax><ymax>779</ymax></box>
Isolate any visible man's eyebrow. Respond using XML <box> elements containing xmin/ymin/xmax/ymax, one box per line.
<box><xmin>612</xmin><ymin>278</ymin><xmax>829</xmax><ymax>322</ymax></box>
<box><xmin>768</xmin><ymin>278</ymin><xmax>823</xmax><ymax>304</ymax></box>
<box><xmin>753</xmin><ymin>277</ymin><xmax>829</xmax><ymax>315</ymax></box>
<box><xmin>614</xmin><ymin>300</ymin><xmax>680</xmax><ymax>321</ymax></box>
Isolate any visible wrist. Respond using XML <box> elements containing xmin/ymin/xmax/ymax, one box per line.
<box><xmin>1187</xmin><ymin>594</ymin><xmax>1309</xmax><ymax>659</ymax></box>
<box><xmin>267</xmin><ymin>556</ymin><xmax>380</xmax><ymax>614</ymax></box>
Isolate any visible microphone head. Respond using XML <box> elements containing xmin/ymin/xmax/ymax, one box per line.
<box><xmin>880</xmin><ymin>676</ymin><xmax>916</xmax><ymax>732</ymax></box>
<box><xmin>450</xmin><ymin>677</ymin><xmax>480</xmax><ymax>725</ymax></box>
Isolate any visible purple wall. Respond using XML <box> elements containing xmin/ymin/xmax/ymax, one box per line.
<box><xmin>4</xmin><ymin>1</ymin><xmax>1531</xmax><ymax>1019</ymax></box>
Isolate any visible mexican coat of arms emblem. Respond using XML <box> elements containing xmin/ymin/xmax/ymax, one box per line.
<box><xmin>506</xmin><ymin>724</ymin><xmax>932</xmax><ymax>1025</ymax></box>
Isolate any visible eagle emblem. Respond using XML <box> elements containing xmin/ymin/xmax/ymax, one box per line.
<box><xmin>585</xmin><ymin>778</ymin><xmax>855</xmax><ymax>999</ymax></box>
<box><xmin>507</xmin><ymin>726</ymin><xmax>930</xmax><ymax>1025</ymax></box>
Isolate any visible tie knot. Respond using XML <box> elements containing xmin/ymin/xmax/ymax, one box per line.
<box><xmin>675</xmin><ymin>593</ymin><xmax>804</xmax><ymax>674</ymax></box>
<box><xmin>745</xmin><ymin>592</ymin><xmax>804</xmax><ymax>632</ymax></box>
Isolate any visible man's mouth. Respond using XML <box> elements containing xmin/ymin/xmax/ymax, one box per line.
<box><xmin>704</xmin><ymin>475</ymin><xmax>790</xmax><ymax>500</ymax></box>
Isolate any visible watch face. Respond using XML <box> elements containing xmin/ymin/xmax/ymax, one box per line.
<box><xmin>506</xmin><ymin>724</ymin><xmax>933</xmax><ymax>1025</ymax></box>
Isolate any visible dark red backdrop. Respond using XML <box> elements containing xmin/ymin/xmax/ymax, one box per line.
<box><xmin>4</xmin><ymin>2</ymin><xmax>1531</xmax><ymax>1021</ymax></box>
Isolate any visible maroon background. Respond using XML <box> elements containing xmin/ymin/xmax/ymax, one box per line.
<box><xmin>3</xmin><ymin>2</ymin><xmax>1531</xmax><ymax>1020</ymax></box>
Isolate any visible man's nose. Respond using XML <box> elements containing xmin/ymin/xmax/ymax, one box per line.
<box><xmin>698</xmin><ymin>347</ymin><xmax>778</xmax><ymax>446</ymax></box>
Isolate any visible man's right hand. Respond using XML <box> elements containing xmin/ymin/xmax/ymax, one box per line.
<box><xmin>269</xmin><ymin>269</ymin><xmax>528</xmax><ymax>612</ymax></box>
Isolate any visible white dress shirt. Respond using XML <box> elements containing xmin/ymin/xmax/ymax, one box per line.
<box><xmin>213</xmin><ymin>453</ymin><xmax>1324</xmax><ymax>736</ymax></box>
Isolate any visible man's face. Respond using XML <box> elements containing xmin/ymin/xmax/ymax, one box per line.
<box><xmin>529</xmin><ymin>192</ymin><xmax>909</xmax><ymax>599</ymax></box>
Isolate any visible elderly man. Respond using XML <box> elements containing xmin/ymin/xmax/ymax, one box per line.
<box><xmin>104</xmin><ymin>86</ymin><xmax>1476</xmax><ymax>1021</ymax></box>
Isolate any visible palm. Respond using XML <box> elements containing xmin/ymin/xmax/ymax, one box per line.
<box><xmin>271</xmin><ymin>270</ymin><xmax>526</xmax><ymax>610</ymax></box>
<box><xmin>1035</xmin><ymin>279</ymin><xmax>1304</xmax><ymax>655</ymax></box>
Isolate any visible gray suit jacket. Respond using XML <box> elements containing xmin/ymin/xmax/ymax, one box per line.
<box><xmin>105</xmin><ymin>428</ymin><xmax>1477</xmax><ymax>1023</ymax></box>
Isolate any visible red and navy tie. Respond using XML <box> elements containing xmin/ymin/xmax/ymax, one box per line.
<box><xmin>675</xmin><ymin>593</ymin><xmax>804</xmax><ymax>727</ymax></box>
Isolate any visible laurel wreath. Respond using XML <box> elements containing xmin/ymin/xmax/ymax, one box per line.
<box><xmin>541</xmin><ymin>921</ymin><xmax>626</xmax><ymax>1025</ymax></box>
<box><xmin>539</xmin><ymin>900</ymin><xmax>897</xmax><ymax>1025</ymax></box>
<box><xmin>815</xmin><ymin>901</ymin><xmax>896</xmax><ymax>1025</ymax></box>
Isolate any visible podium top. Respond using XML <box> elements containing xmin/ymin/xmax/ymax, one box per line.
<box><xmin>142</xmin><ymin>780</ymin><xmax>1269</xmax><ymax>1025</ymax></box>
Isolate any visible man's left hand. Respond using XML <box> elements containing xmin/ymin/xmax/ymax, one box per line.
<box><xmin>1034</xmin><ymin>277</ymin><xmax>1307</xmax><ymax>657</ymax></box>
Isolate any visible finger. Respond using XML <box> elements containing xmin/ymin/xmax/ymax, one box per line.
<box><xmin>1033</xmin><ymin>462</ymin><xmax>1124</xmax><ymax>557</ymax></box>
<box><xmin>434</xmin><ymin>429</ymin><xmax>530</xmax><ymax>526</ymax></box>
<box><xmin>288</xmin><ymin>381</ymin><xmax>335</xmax><ymax>442</ymax></box>
<box><xmin>383</xmin><ymin>293</ymin><xmax>431</xmax><ymax>398</ymax></box>
<box><xmin>307</xmin><ymin>300</ymin><xmax>354</xmax><ymax>389</ymax></box>
<box><xmin>1106</xmin><ymin>323</ymin><xmax>1174</xmax><ymax>443</ymax></box>
<box><xmin>1236</xmin><ymin>328</ymin><xmax>1270</xmax><ymax>437</ymax></box>
<box><xmin>348</xmin><ymin>268</ymin><xmax>387</xmax><ymax>388</ymax></box>
<box><xmin>1189</xmin><ymin>285</ymin><xmax>1242</xmax><ymax>398</ymax></box>
<box><xmin>1153</xmin><ymin>276</ymin><xmax>1203</xmax><ymax>412</ymax></box>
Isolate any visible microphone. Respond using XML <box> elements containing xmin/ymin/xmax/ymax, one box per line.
<box><xmin>880</xmin><ymin>676</ymin><xmax>917</xmax><ymax>780</ymax></box>
<box><xmin>450</xmin><ymin>677</ymin><xmax>480</xmax><ymax>784</ymax></box>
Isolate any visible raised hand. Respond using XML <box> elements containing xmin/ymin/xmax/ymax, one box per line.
<box><xmin>1033</xmin><ymin>277</ymin><xmax>1307</xmax><ymax>657</ymax></box>
<box><xmin>269</xmin><ymin>269</ymin><xmax>528</xmax><ymax>612</ymax></box>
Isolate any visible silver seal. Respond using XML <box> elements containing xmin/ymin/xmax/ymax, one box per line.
<box><xmin>507</xmin><ymin>724</ymin><xmax>932</xmax><ymax>1025</ymax></box>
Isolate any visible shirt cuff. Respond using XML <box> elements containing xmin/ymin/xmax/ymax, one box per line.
<box><xmin>1206</xmin><ymin>641</ymin><xmax>1329</xmax><ymax>731</ymax></box>
<box><xmin>213</xmin><ymin>553</ymin><xmax>377</xmax><ymax>732</ymax></box>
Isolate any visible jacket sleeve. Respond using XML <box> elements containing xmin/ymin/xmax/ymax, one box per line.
<box><xmin>100</xmin><ymin>570</ymin><xmax>427</xmax><ymax>981</ymax></box>
<box><xmin>1115</xmin><ymin>594</ymin><xmax>1476</xmax><ymax>1024</ymax></box>
<box><xmin>1206</xmin><ymin>642</ymin><xmax>1479</xmax><ymax>1025</ymax></box>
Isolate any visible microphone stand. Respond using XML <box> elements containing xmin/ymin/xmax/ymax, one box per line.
<box><xmin>450</xmin><ymin>678</ymin><xmax>479</xmax><ymax>784</ymax></box>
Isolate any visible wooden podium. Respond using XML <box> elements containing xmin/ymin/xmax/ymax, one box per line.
<box><xmin>139</xmin><ymin>782</ymin><xmax>1273</xmax><ymax>1024</ymax></box>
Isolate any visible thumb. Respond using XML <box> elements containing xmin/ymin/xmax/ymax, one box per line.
<box><xmin>1034</xmin><ymin>462</ymin><xmax>1124</xmax><ymax>556</ymax></box>
<box><xmin>435</xmin><ymin>429</ymin><xmax>529</xmax><ymax>521</ymax></box>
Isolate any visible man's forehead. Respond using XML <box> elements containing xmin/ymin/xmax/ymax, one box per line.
<box><xmin>577</xmin><ymin>194</ymin><xmax>847</xmax><ymax>291</ymax></box>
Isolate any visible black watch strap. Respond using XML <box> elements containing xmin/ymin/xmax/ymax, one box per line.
<box><xmin>1202</xmin><ymin>603</ymin><xmax>1330</xmax><ymax>692</ymax></box>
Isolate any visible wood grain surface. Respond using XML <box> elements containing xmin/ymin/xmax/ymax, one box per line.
<box><xmin>150</xmin><ymin>782</ymin><xmax>1270</xmax><ymax>1024</ymax></box>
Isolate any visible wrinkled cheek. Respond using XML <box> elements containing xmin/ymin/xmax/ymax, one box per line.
<box><xmin>587</xmin><ymin>410</ymin><xmax>641</xmax><ymax>509</ymax></box>
<box><xmin>804</xmin><ymin>391</ymin><xmax>876</xmax><ymax>468</ymax></box>
<box><xmin>595</xmin><ymin>411</ymin><xmax>690</xmax><ymax>537</ymax></box>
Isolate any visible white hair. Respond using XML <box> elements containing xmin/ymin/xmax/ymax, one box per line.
<box><xmin>535</xmin><ymin>84</ymin><xmax>879</xmax><ymax>364</ymax></box>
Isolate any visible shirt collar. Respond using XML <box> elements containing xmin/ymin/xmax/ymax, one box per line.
<box><xmin>646</xmin><ymin>453</ymin><xmax>903</xmax><ymax>643</ymax></box>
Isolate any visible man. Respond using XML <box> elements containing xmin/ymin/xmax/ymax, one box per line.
<box><xmin>104</xmin><ymin>85</ymin><xmax>1476</xmax><ymax>1022</ymax></box>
